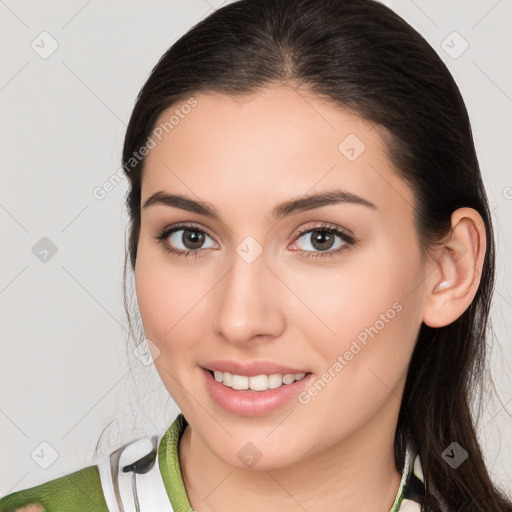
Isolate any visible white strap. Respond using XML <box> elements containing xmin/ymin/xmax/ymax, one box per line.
<box><xmin>97</xmin><ymin>432</ymin><xmax>175</xmax><ymax>511</ymax></box>
<box><xmin>399</xmin><ymin>498</ymin><xmax>422</xmax><ymax>511</ymax></box>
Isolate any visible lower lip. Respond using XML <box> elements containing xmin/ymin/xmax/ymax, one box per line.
<box><xmin>201</xmin><ymin>367</ymin><xmax>312</xmax><ymax>417</ymax></box>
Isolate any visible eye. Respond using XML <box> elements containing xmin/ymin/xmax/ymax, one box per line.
<box><xmin>154</xmin><ymin>221</ymin><xmax>356</xmax><ymax>259</ymax></box>
<box><xmin>290</xmin><ymin>223</ymin><xmax>356</xmax><ymax>258</ymax></box>
<box><xmin>155</xmin><ymin>223</ymin><xmax>217</xmax><ymax>259</ymax></box>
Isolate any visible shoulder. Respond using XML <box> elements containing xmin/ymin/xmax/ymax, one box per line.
<box><xmin>0</xmin><ymin>464</ymin><xmax>108</xmax><ymax>512</ymax></box>
<box><xmin>0</xmin><ymin>414</ymin><xmax>187</xmax><ymax>512</ymax></box>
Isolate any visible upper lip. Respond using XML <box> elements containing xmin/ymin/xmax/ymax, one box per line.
<box><xmin>202</xmin><ymin>360</ymin><xmax>309</xmax><ymax>376</ymax></box>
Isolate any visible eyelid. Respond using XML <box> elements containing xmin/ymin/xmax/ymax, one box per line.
<box><xmin>160</xmin><ymin>221</ymin><xmax>218</xmax><ymax>243</ymax></box>
<box><xmin>289</xmin><ymin>222</ymin><xmax>356</xmax><ymax>256</ymax></box>
<box><xmin>158</xmin><ymin>220</ymin><xmax>353</xmax><ymax>241</ymax></box>
<box><xmin>156</xmin><ymin>220</ymin><xmax>357</xmax><ymax>257</ymax></box>
<box><xmin>292</xmin><ymin>221</ymin><xmax>354</xmax><ymax>239</ymax></box>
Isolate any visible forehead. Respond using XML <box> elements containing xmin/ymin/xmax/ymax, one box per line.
<box><xmin>141</xmin><ymin>86</ymin><xmax>415</xmax><ymax>222</ymax></box>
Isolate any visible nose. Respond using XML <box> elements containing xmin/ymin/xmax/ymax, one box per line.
<box><xmin>211</xmin><ymin>244</ymin><xmax>285</xmax><ymax>347</ymax></box>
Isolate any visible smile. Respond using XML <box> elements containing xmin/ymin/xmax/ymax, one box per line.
<box><xmin>201</xmin><ymin>367</ymin><xmax>313</xmax><ymax>416</ymax></box>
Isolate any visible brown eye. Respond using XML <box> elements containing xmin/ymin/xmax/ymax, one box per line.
<box><xmin>178</xmin><ymin>229</ymin><xmax>206</xmax><ymax>250</ymax></box>
<box><xmin>307</xmin><ymin>230</ymin><xmax>337</xmax><ymax>251</ymax></box>
<box><xmin>292</xmin><ymin>224</ymin><xmax>356</xmax><ymax>258</ymax></box>
<box><xmin>155</xmin><ymin>223</ymin><xmax>218</xmax><ymax>258</ymax></box>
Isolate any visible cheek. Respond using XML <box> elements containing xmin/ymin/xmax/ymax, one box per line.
<box><xmin>134</xmin><ymin>246</ymin><xmax>206</xmax><ymax>406</ymax></box>
<box><xmin>294</xmin><ymin>233</ymin><xmax>423</xmax><ymax>375</ymax></box>
<box><xmin>134</xmin><ymin>242</ymin><xmax>199</xmax><ymax>351</ymax></box>
<box><xmin>288</xmin><ymin>245</ymin><xmax>422</xmax><ymax>452</ymax></box>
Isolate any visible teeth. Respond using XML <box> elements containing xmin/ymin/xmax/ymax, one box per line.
<box><xmin>282</xmin><ymin>374</ymin><xmax>295</xmax><ymax>385</ymax></box>
<box><xmin>223</xmin><ymin>372</ymin><xmax>233</xmax><ymax>387</ymax></box>
<box><xmin>211</xmin><ymin>370</ymin><xmax>307</xmax><ymax>391</ymax></box>
<box><xmin>249</xmin><ymin>374</ymin><xmax>268</xmax><ymax>391</ymax></box>
<box><xmin>232</xmin><ymin>375</ymin><xmax>249</xmax><ymax>390</ymax></box>
<box><xmin>268</xmin><ymin>373</ymin><xmax>283</xmax><ymax>389</ymax></box>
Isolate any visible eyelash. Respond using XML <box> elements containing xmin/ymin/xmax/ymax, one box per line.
<box><xmin>154</xmin><ymin>222</ymin><xmax>356</xmax><ymax>259</ymax></box>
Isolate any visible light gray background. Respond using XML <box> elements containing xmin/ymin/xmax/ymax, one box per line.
<box><xmin>1</xmin><ymin>0</ymin><xmax>511</xmax><ymax>498</ymax></box>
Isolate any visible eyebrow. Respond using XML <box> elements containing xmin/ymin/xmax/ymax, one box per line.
<box><xmin>142</xmin><ymin>189</ymin><xmax>377</xmax><ymax>221</ymax></box>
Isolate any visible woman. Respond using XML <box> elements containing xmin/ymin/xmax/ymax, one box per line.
<box><xmin>1</xmin><ymin>0</ymin><xmax>511</xmax><ymax>510</ymax></box>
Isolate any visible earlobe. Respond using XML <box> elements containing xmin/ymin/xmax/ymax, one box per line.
<box><xmin>422</xmin><ymin>208</ymin><xmax>486</xmax><ymax>328</ymax></box>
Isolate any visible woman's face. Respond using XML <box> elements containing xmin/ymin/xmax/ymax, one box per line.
<box><xmin>135</xmin><ymin>85</ymin><xmax>428</xmax><ymax>470</ymax></box>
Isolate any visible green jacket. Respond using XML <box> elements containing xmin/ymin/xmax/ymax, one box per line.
<box><xmin>0</xmin><ymin>413</ymin><xmax>424</xmax><ymax>511</ymax></box>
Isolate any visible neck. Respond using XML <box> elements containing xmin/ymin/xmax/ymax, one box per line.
<box><xmin>179</xmin><ymin>398</ymin><xmax>404</xmax><ymax>512</ymax></box>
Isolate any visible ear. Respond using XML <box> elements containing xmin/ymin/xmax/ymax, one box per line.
<box><xmin>422</xmin><ymin>207</ymin><xmax>487</xmax><ymax>328</ymax></box>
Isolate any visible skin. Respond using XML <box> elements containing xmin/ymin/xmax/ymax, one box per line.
<box><xmin>134</xmin><ymin>84</ymin><xmax>486</xmax><ymax>512</ymax></box>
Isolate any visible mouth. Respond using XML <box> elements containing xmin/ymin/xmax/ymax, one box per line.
<box><xmin>201</xmin><ymin>366</ymin><xmax>313</xmax><ymax>416</ymax></box>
